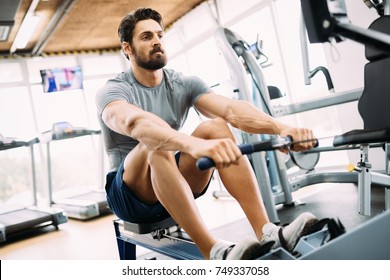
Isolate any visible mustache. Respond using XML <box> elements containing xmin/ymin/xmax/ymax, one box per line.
<box><xmin>150</xmin><ymin>46</ymin><xmax>164</xmax><ymax>54</ymax></box>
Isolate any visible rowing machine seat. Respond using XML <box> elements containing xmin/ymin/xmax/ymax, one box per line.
<box><xmin>333</xmin><ymin>128</ymin><xmax>390</xmax><ymax>147</ymax></box>
<box><xmin>123</xmin><ymin>216</ymin><xmax>178</xmax><ymax>234</ymax></box>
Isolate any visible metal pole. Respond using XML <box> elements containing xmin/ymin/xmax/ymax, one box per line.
<box><xmin>384</xmin><ymin>0</ymin><xmax>390</xmax><ymax>15</ymax></box>
<box><xmin>46</xmin><ymin>142</ymin><xmax>53</xmax><ymax>206</ymax></box>
<box><xmin>30</xmin><ymin>143</ymin><xmax>38</xmax><ymax>206</ymax></box>
<box><xmin>300</xmin><ymin>13</ymin><xmax>311</xmax><ymax>85</ymax></box>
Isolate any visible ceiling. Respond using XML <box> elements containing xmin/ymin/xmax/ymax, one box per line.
<box><xmin>0</xmin><ymin>0</ymin><xmax>206</xmax><ymax>57</ymax></box>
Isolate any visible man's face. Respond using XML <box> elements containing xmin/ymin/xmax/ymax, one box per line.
<box><xmin>130</xmin><ymin>19</ymin><xmax>167</xmax><ymax>70</ymax></box>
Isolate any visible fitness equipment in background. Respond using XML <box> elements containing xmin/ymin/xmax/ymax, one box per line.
<box><xmin>41</xmin><ymin>122</ymin><xmax>111</xmax><ymax>220</ymax></box>
<box><xmin>0</xmin><ymin>133</ymin><xmax>67</xmax><ymax>243</ymax></box>
<box><xmin>267</xmin><ymin>86</ymin><xmax>320</xmax><ymax>172</ymax></box>
<box><xmin>301</xmin><ymin>0</ymin><xmax>390</xmax><ymax>54</ymax></box>
<box><xmin>214</xmin><ymin>26</ymin><xmax>359</xmax><ymax>223</ymax></box>
<box><xmin>301</xmin><ymin>0</ymin><xmax>390</xmax><ymax>216</ymax></box>
<box><xmin>214</xmin><ymin>0</ymin><xmax>390</xmax><ymax>221</ymax></box>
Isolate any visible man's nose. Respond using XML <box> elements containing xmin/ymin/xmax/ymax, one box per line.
<box><xmin>152</xmin><ymin>34</ymin><xmax>162</xmax><ymax>46</ymax></box>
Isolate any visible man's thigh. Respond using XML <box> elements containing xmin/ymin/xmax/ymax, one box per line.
<box><xmin>122</xmin><ymin>144</ymin><xmax>158</xmax><ymax>204</ymax></box>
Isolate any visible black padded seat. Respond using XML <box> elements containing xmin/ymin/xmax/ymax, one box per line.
<box><xmin>123</xmin><ymin>216</ymin><xmax>178</xmax><ymax>234</ymax></box>
<box><xmin>333</xmin><ymin>128</ymin><xmax>390</xmax><ymax>147</ymax></box>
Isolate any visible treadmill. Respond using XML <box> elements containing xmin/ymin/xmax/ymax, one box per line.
<box><xmin>42</xmin><ymin>122</ymin><xmax>110</xmax><ymax>220</ymax></box>
<box><xmin>0</xmin><ymin>133</ymin><xmax>68</xmax><ymax>243</ymax></box>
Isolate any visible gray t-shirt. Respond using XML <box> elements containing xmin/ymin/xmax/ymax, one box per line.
<box><xmin>95</xmin><ymin>68</ymin><xmax>211</xmax><ymax>171</ymax></box>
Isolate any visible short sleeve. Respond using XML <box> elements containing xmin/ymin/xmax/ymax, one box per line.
<box><xmin>95</xmin><ymin>79</ymin><xmax>132</xmax><ymax>116</ymax></box>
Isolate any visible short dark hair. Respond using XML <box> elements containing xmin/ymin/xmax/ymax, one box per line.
<box><xmin>118</xmin><ymin>8</ymin><xmax>164</xmax><ymax>45</ymax></box>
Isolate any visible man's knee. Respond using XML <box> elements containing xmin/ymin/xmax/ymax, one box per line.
<box><xmin>195</xmin><ymin>117</ymin><xmax>234</xmax><ymax>140</ymax></box>
<box><xmin>147</xmin><ymin>149</ymin><xmax>176</xmax><ymax>167</ymax></box>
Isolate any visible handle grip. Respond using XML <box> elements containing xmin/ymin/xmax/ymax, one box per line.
<box><xmin>195</xmin><ymin>157</ymin><xmax>216</xmax><ymax>171</ymax></box>
<box><xmin>196</xmin><ymin>142</ymin><xmax>259</xmax><ymax>171</ymax></box>
<box><xmin>195</xmin><ymin>136</ymin><xmax>318</xmax><ymax>171</ymax></box>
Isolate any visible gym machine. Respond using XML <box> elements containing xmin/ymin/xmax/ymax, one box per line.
<box><xmin>41</xmin><ymin>121</ymin><xmax>110</xmax><ymax>220</ymax></box>
<box><xmin>214</xmin><ymin>25</ymin><xmax>359</xmax><ymax>223</ymax></box>
<box><xmin>214</xmin><ymin>0</ymin><xmax>390</xmax><ymax>221</ymax></box>
<box><xmin>0</xmin><ymin>134</ymin><xmax>67</xmax><ymax>243</ymax></box>
<box><xmin>300</xmin><ymin>0</ymin><xmax>390</xmax><ymax>216</ymax></box>
<box><xmin>115</xmin><ymin>137</ymin><xmax>316</xmax><ymax>260</ymax></box>
<box><xmin>114</xmin><ymin>137</ymin><xmax>390</xmax><ymax>260</ymax></box>
<box><xmin>115</xmin><ymin>207</ymin><xmax>390</xmax><ymax>260</ymax></box>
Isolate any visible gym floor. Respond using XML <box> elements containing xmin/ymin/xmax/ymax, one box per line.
<box><xmin>1</xmin><ymin>176</ymin><xmax>382</xmax><ymax>260</ymax></box>
<box><xmin>0</xmin><ymin>177</ymin><xmax>248</xmax><ymax>260</ymax></box>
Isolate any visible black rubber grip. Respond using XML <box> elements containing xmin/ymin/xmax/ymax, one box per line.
<box><xmin>196</xmin><ymin>143</ymin><xmax>255</xmax><ymax>171</ymax></box>
<box><xmin>195</xmin><ymin>136</ymin><xmax>318</xmax><ymax>171</ymax></box>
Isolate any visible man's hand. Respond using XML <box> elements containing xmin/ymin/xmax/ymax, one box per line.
<box><xmin>279</xmin><ymin>127</ymin><xmax>317</xmax><ymax>153</ymax></box>
<box><xmin>187</xmin><ymin>138</ymin><xmax>242</xmax><ymax>169</ymax></box>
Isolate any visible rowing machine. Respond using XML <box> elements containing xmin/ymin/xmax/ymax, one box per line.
<box><xmin>113</xmin><ymin>137</ymin><xmax>323</xmax><ymax>260</ymax></box>
<box><xmin>113</xmin><ymin>209</ymin><xmax>390</xmax><ymax>260</ymax></box>
<box><xmin>113</xmin><ymin>208</ymin><xmax>351</xmax><ymax>260</ymax></box>
<box><xmin>114</xmin><ymin>216</ymin><xmax>204</xmax><ymax>260</ymax></box>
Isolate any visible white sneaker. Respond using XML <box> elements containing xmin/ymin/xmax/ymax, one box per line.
<box><xmin>260</xmin><ymin>212</ymin><xmax>318</xmax><ymax>252</ymax></box>
<box><xmin>210</xmin><ymin>237</ymin><xmax>264</xmax><ymax>260</ymax></box>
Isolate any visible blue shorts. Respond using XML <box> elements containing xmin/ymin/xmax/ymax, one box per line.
<box><xmin>105</xmin><ymin>153</ymin><xmax>212</xmax><ymax>223</ymax></box>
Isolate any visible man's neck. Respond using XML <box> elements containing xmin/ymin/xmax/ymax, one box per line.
<box><xmin>131</xmin><ymin>65</ymin><xmax>163</xmax><ymax>88</ymax></box>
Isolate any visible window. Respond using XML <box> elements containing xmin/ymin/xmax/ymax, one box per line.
<box><xmin>0</xmin><ymin>87</ymin><xmax>36</xmax><ymax>138</ymax></box>
<box><xmin>0</xmin><ymin>87</ymin><xmax>37</xmax><ymax>205</ymax></box>
<box><xmin>0</xmin><ymin>62</ymin><xmax>23</xmax><ymax>83</ymax></box>
<box><xmin>186</xmin><ymin>38</ymin><xmax>230</xmax><ymax>87</ymax></box>
<box><xmin>81</xmin><ymin>54</ymin><xmax>124</xmax><ymax>77</ymax></box>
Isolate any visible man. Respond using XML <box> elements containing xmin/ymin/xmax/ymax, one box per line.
<box><xmin>96</xmin><ymin>7</ymin><xmax>318</xmax><ymax>260</ymax></box>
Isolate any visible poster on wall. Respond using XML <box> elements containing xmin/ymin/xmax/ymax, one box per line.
<box><xmin>40</xmin><ymin>66</ymin><xmax>83</xmax><ymax>93</ymax></box>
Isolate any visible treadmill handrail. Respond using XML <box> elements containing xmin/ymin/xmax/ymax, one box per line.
<box><xmin>41</xmin><ymin>128</ymin><xmax>101</xmax><ymax>142</ymax></box>
<box><xmin>0</xmin><ymin>136</ymin><xmax>39</xmax><ymax>151</ymax></box>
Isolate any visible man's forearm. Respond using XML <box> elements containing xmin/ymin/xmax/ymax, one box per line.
<box><xmin>131</xmin><ymin>117</ymin><xmax>193</xmax><ymax>152</ymax></box>
<box><xmin>225</xmin><ymin>100</ymin><xmax>289</xmax><ymax>135</ymax></box>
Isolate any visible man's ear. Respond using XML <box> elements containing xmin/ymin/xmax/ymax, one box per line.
<box><xmin>122</xmin><ymin>42</ymin><xmax>132</xmax><ymax>58</ymax></box>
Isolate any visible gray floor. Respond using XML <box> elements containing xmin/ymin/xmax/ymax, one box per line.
<box><xmin>139</xmin><ymin>182</ymin><xmax>388</xmax><ymax>259</ymax></box>
<box><xmin>206</xmin><ymin>183</ymin><xmax>385</xmax><ymax>243</ymax></box>
<box><xmin>1</xmin><ymin>180</ymin><xmax>387</xmax><ymax>260</ymax></box>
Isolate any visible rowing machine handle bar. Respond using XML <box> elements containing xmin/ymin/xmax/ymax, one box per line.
<box><xmin>196</xmin><ymin>137</ymin><xmax>292</xmax><ymax>171</ymax></box>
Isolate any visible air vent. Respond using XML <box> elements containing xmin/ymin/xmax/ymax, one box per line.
<box><xmin>0</xmin><ymin>0</ymin><xmax>22</xmax><ymax>41</ymax></box>
<box><xmin>0</xmin><ymin>21</ymin><xmax>13</xmax><ymax>41</ymax></box>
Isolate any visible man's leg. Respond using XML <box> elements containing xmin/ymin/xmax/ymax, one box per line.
<box><xmin>121</xmin><ymin>118</ymin><xmax>315</xmax><ymax>258</ymax></box>
<box><xmin>121</xmin><ymin>118</ymin><xmax>265</xmax><ymax>259</ymax></box>
<box><xmin>177</xmin><ymin>118</ymin><xmax>269</xmax><ymax>240</ymax></box>
<box><xmin>178</xmin><ymin>118</ymin><xmax>318</xmax><ymax>252</ymax></box>
<box><xmin>121</xmin><ymin>139</ymin><xmax>216</xmax><ymax>258</ymax></box>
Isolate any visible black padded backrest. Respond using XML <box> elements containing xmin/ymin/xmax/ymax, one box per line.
<box><xmin>365</xmin><ymin>16</ymin><xmax>390</xmax><ymax>61</ymax></box>
<box><xmin>357</xmin><ymin>16</ymin><xmax>390</xmax><ymax>130</ymax></box>
<box><xmin>358</xmin><ymin>57</ymin><xmax>390</xmax><ymax>129</ymax></box>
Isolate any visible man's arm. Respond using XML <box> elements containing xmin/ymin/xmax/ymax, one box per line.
<box><xmin>101</xmin><ymin>100</ymin><xmax>242</xmax><ymax>167</ymax></box>
<box><xmin>102</xmin><ymin>100</ymin><xmax>192</xmax><ymax>151</ymax></box>
<box><xmin>195</xmin><ymin>92</ymin><xmax>315</xmax><ymax>151</ymax></box>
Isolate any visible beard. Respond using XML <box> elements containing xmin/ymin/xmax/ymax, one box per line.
<box><xmin>131</xmin><ymin>45</ymin><xmax>167</xmax><ymax>70</ymax></box>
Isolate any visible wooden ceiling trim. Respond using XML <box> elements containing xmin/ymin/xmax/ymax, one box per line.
<box><xmin>0</xmin><ymin>0</ymin><xmax>206</xmax><ymax>55</ymax></box>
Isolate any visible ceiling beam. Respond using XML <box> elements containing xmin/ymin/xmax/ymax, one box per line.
<box><xmin>31</xmin><ymin>0</ymin><xmax>77</xmax><ymax>56</ymax></box>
